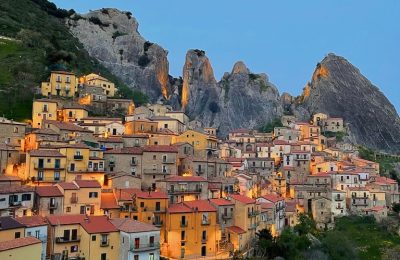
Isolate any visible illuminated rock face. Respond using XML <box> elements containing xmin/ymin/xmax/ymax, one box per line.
<box><xmin>67</xmin><ymin>8</ymin><xmax>170</xmax><ymax>101</ymax></box>
<box><xmin>298</xmin><ymin>53</ymin><xmax>400</xmax><ymax>152</ymax></box>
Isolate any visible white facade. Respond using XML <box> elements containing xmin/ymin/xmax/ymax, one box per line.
<box><xmin>119</xmin><ymin>230</ymin><xmax>161</xmax><ymax>260</ymax></box>
<box><xmin>25</xmin><ymin>225</ymin><xmax>48</xmax><ymax>260</ymax></box>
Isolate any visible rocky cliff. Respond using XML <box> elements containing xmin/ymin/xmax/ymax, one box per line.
<box><xmin>182</xmin><ymin>50</ymin><xmax>282</xmax><ymax>136</ymax></box>
<box><xmin>297</xmin><ymin>53</ymin><xmax>400</xmax><ymax>152</ymax></box>
<box><xmin>67</xmin><ymin>9</ymin><xmax>170</xmax><ymax>101</ymax></box>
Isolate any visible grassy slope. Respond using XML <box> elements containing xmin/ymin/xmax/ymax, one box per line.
<box><xmin>0</xmin><ymin>0</ymin><xmax>147</xmax><ymax>120</ymax></box>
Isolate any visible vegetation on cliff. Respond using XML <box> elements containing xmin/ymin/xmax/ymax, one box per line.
<box><xmin>0</xmin><ymin>0</ymin><xmax>147</xmax><ymax>120</ymax></box>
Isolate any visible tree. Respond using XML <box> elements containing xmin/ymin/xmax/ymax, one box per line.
<box><xmin>259</xmin><ymin>118</ymin><xmax>283</xmax><ymax>133</ymax></box>
<box><xmin>294</xmin><ymin>213</ymin><xmax>317</xmax><ymax>236</ymax></box>
<box><xmin>256</xmin><ymin>229</ymin><xmax>275</xmax><ymax>258</ymax></box>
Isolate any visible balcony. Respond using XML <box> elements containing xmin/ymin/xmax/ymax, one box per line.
<box><xmin>352</xmin><ymin>195</ymin><xmax>369</xmax><ymax>199</ymax></box>
<box><xmin>247</xmin><ymin>211</ymin><xmax>259</xmax><ymax>217</ymax></box>
<box><xmin>221</xmin><ymin>213</ymin><xmax>232</xmax><ymax>220</ymax></box>
<box><xmin>201</xmin><ymin>220</ymin><xmax>211</xmax><ymax>226</ymax></box>
<box><xmin>162</xmin><ymin>159</ymin><xmax>175</xmax><ymax>164</ymax></box>
<box><xmin>34</xmin><ymin>163</ymin><xmax>65</xmax><ymax>170</ymax></box>
<box><xmin>108</xmin><ymin>161</ymin><xmax>115</xmax><ymax>167</ymax></box>
<box><xmin>55</xmin><ymin>236</ymin><xmax>80</xmax><ymax>243</ymax></box>
<box><xmin>143</xmin><ymin>168</ymin><xmax>171</xmax><ymax>175</ymax></box>
<box><xmin>201</xmin><ymin>236</ymin><xmax>207</xmax><ymax>243</ymax></box>
<box><xmin>168</xmin><ymin>188</ymin><xmax>202</xmax><ymax>195</ymax></box>
<box><xmin>120</xmin><ymin>206</ymin><xmax>137</xmax><ymax>213</ymax></box>
<box><xmin>130</xmin><ymin>161</ymin><xmax>137</xmax><ymax>166</ymax></box>
<box><xmin>153</xmin><ymin>220</ymin><xmax>163</xmax><ymax>227</ymax></box>
<box><xmin>180</xmin><ymin>221</ymin><xmax>188</xmax><ymax>228</ymax></box>
<box><xmin>48</xmin><ymin>202</ymin><xmax>58</xmax><ymax>209</ymax></box>
<box><xmin>70</xmin><ymin>197</ymin><xmax>78</xmax><ymax>204</ymax></box>
<box><xmin>336</xmin><ymin>205</ymin><xmax>344</xmax><ymax>209</ymax></box>
<box><xmin>73</xmin><ymin>155</ymin><xmax>83</xmax><ymax>160</ymax></box>
<box><xmin>9</xmin><ymin>201</ymin><xmax>22</xmax><ymax>207</ymax></box>
<box><xmin>196</xmin><ymin>170</ymin><xmax>205</xmax><ymax>175</ymax></box>
<box><xmin>334</xmin><ymin>196</ymin><xmax>344</xmax><ymax>201</ymax></box>
<box><xmin>130</xmin><ymin>242</ymin><xmax>160</xmax><ymax>252</ymax></box>
<box><xmin>100</xmin><ymin>239</ymin><xmax>110</xmax><ymax>247</ymax></box>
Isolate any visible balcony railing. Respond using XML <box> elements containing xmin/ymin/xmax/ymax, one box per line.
<box><xmin>334</xmin><ymin>196</ymin><xmax>344</xmax><ymax>201</ymax></box>
<box><xmin>130</xmin><ymin>161</ymin><xmax>137</xmax><ymax>166</ymax></box>
<box><xmin>143</xmin><ymin>168</ymin><xmax>171</xmax><ymax>175</ymax></box>
<box><xmin>120</xmin><ymin>206</ymin><xmax>137</xmax><ymax>213</ymax></box>
<box><xmin>247</xmin><ymin>211</ymin><xmax>259</xmax><ymax>217</ymax></box>
<box><xmin>100</xmin><ymin>239</ymin><xmax>110</xmax><ymax>247</ymax></box>
<box><xmin>201</xmin><ymin>236</ymin><xmax>207</xmax><ymax>243</ymax></box>
<box><xmin>130</xmin><ymin>242</ymin><xmax>160</xmax><ymax>252</ymax></box>
<box><xmin>55</xmin><ymin>236</ymin><xmax>80</xmax><ymax>243</ymax></box>
<box><xmin>34</xmin><ymin>163</ymin><xmax>65</xmax><ymax>170</ymax></box>
<box><xmin>221</xmin><ymin>213</ymin><xmax>232</xmax><ymax>219</ymax></box>
<box><xmin>336</xmin><ymin>205</ymin><xmax>344</xmax><ymax>209</ymax></box>
<box><xmin>168</xmin><ymin>188</ymin><xmax>202</xmax><ymax>194</ymax></box>
<box><xmin>9</xmin><ymin>201</ymin><xmax>22</xmax><ymax>207</ymax></box>
<box><xmin>201</xmin><ymin>220</ymin><xmax>211</xmax><ymax>226</ymax></box>
<box><xmin>153</xmin><ymin>220</ymin><xmax>163</xmax><ymax>227</ymax></box>
<box><xmin>162</xmin><ymin>159</ymin><xmax>175</xmax><ymax>164</ymax></box>
<box><xmin>180</xmin><ymin>221</ymin><xmax>188</xmax><ymax>228</ymax></box>
<box><xmin>196</xmin><ymin>170</ymin><xmax>205</xmax><ymax>175</ymax></box>
<box><xmin>70</xmin><ymin>197</ymin><xmax>78</xmax><ymax>204</ymax></box>
<box><xmin>68</xmin><ymin>167</ymin><xmax>105</xmax><ymax>173</ymax></box>
<box><xmin>48</xmin><ymin>202</ymin><xmax>58</xmax><ymax>209</ymax></box>
<box><xmin>352</xmin><ymin>195</ymin><xmax>369</xmax><ymax>199</ymax></box>
<box><xmin>73</xmin><ymin>155</ymin><xmax>83</xmax><ymax>160</ymax></box>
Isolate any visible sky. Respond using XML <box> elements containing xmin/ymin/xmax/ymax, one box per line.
<box><xmin>53</xmin><ymin>0</ymin><xmax>400</xmax><ymax>111</ymax></box>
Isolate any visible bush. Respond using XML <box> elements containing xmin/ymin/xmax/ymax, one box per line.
<box><xmin>208</xmin><ymin>102</ymin><xmax>220</xmax><ymax>113</ymax></box>
<box><xmin>126</xmin><ymin>11</ymin><xmax>132</xmax><ymax>19</ymax></box>
<box><xmin>193</xmin><ymin>49</ymin><xmax>205</xmax><ymax>57</ymax></box>
<box><xmin>89</xmin><ymin>16</ymin><xmax>109</xmax><ymax>27</ymax></box>
<box><xmin>101</xmin><ymin>8</ymin><xmax>109</xmax><ymax>15</ymax></box>
<box><xmin>259</xmin><ymin>118</ymin><xmax>283</xmax><ymax>133</ymax></box>
<box><xmin>249</xmin><ymin>73</ymin><xmax>260</xmax><ymax>81</ymax></box>
<box><xmin>138</xmin><ymin>54</ymin><xmax>151</xmax><ymax>67</ymax></box>
<box><xmin>112</xmin><ymin>31</ymin><xmax>128</xmax><ymax>40</ymax></box>
<box><xmin>144</xmin><ymin>41</ymin><xmax>154</xmax><ymax>52</ymax></box>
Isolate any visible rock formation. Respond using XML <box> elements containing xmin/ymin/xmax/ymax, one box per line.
<box><xmin>67</xmin><ymin>9</ymin><xmax>170</xmax><ymax>101</ymax></box>
<box><xmin>297</xmin><ymin>53</ymin><xmax>400</xmax><ymax>152</ymax></box>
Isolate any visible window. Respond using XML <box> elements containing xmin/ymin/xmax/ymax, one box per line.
<box><xmin>89</xmin><ymin>192</ymin><xmax>98</xmax><ymax>198</ymax></box>
<box><xmin>153</xmin><ymin>155</ymin><xmax>156</xmax><ymax>160</ymax></box>
<box><xmin>15</xmin><ymin>232</ymin><xmax>21</xmax><ymax>238</ymax></box>
<box><xmin>54</xmin><ymin>172</ymin><xmax>60</xmax><ymax>181</ymax></box>
<box><xmin>149</xmin><ymin>236</ymin><xmax>155</xmax><ymax>246</ymax></box>
<box><xmin>134</xmin><ymin>255</ymin><xmax>139</xmax><ymax>260</ymax></box>
<box><xmin>38</xmin><ymin>171</ymin><xmax>44</xmax><ymax>181</ymax></box>
<box><xmin>66</xmin><ymin>207</ymin><xmax>71</xmax><ymax>212</ymax></box>
<box><xmin>71</xmin><ymin>246</ymin><xmax>78</xmax><ymax>253</ymax></box>
<box><xmin>134</xmin><ymin>238</ymin><xmax>140</xmax><ymax>249</ymax></box>
<box><xmin>35</xmin><ymin>230</ymin><xmax>40</xmax><ymax>238</ymax></box>
<box><xmin>27</xmin><ymin>231</ymin><xmax>32</xmax><ymax>237</ymax></box>
<box><xmin>149</xmin><ymin>253</ymin><xmax>154</xmax><ymax>260</ymax></box>
<box><xmin>13</xmin><ymin>127</ymin><xmax>18</xmax><ymax>133</ymax></box>
<box><xmin>140</xmin><ymin>202</ymin><xmax>145</xmax><ymax>208</ymax></box>
<box><xmin>22</xmin><ymin>194</ymin><xmax>31</xmax><ymax>201</ymax></box>
<box><xmin>92</xmin><ymin>235</ymin><xmax>96</xmax><ymax>241</ymax></box>
<box><xmin>181</xmin><ymin>230</ymin><xmax>185</xmax><ymax>240</ymax></box>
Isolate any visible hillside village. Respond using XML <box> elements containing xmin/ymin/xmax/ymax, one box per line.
<box><xmin>0</xmin><ymin>70</ymin><xmax>399</xmax><ymax>260</ymax></box>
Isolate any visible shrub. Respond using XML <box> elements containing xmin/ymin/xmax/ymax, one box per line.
<box><xmin>249</xmin><ymin>73</ymin><xmax>260</xmax><ymax>81</ymax></box>
<box><xmin>138</xmin><ymin>54</ymin><xmax>151</xmax><ymax>67</ymax></box>
<box><xmin>126</xmin><ymin>11</ymin><xmax>132</xmax><ymax>19</ymax></box>
<box><xmin>112</xmin><ymin>31</ymin><xmax>128</xmax><ymax>40</ymax></box>
<box><xmin>101</xmin><ymin>8</ymin><xmax>109</xmax><ymax>15</ymax></box>
<box><xmin>193</xmin><ymin>49</ymin><xmax>205</xmax><ymax>57</ymax></box>
<box><xmin>89</xmin><ymin>16</ymin><xmax>109</xmax><ymax>27</ymax></box>
<box><xmin>144</xmin><ymin>41</ymin><xmax>154</xmax><ymax>52</ymax></box>
<box><xmin>259</xmin><ymin>118</ymin><xmax>283</xmax><ymax>133</ymax></box>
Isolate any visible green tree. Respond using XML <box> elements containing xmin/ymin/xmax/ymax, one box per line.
<box><xmin>259</xmin><ymin>118</ymin><xmax>283</xmax><ymax>133</ymax></box>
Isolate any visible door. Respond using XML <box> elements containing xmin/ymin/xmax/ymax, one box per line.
<box><xmin>63</xmin><ymin>230</ymin><xmax>70</xmax><ymax>241</ymax></box>
<box><xmin>201</xmin><ymin>246</ymin><xmax>207</xmax><ymax>256</ymax></box>
<box><xmin>71</xmin><ymin>229</ymin><xmax>77</xmax><ymax>241</ymax></box>
<box><xmin>38</xmin><ymin>158</ymin><xmax>44</xmax><ymax>168</ymax></box>
<box><xmin>70</xmin><ymin>163</ymin><xmax>75</xmax><ymax>172</ymax></box>
<box><xmin>112</xmin><ymin>128</ymin><xmax>117</xmax><ymax>135</ymax></box>
<box><xmin>80</xmin><ymin>205</ymin><xmax>85</xmax><ymax>214</ymax></box>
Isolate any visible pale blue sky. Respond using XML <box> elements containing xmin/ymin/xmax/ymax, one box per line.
<box><xmin>54</xmin><ymin>0</ymin><xmax>400</xmax><ymax>111</ymax></box>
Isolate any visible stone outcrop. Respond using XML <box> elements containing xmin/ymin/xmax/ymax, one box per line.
<box><xmin>67</xmin><ymin>9</ymin><xmax>170</xmax><ymax>101</ymax></box>
<box><xmin>297</xmin><ymin>53</ymin><xmax>400</xmax><ymax>152</ymax></box>
<box><xmin>181</xmin><ymin>50</ymin><xmax>283</xmax><ymax>136</ymax></box>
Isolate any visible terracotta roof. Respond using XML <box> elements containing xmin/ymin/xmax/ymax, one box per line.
<box><xmin>115</xmin><ymin>188</ymin><xmax>168</xmax><ymax>200</ymax></box>
<box><xmin>57</xmin><ymin>182</ymin><xmax>79</xmax><ymax>190</ymax></box>
<box><xmin>0</xmin><ymin>216</ymin><xmax>26</xmax><ymax>230</ymax></box>
<box><xmin>74</xmin><ymin>180</ymin><xmax>101</xmax><ymax>188</ymax></box>
<box><xmin>110</xmin><ymin>219</ymin><xmax>159</xmax><ymax>233</ymax></box>
<box><xmin>34</xmin><ymin>98</ymin><xmax>58</xmax><ymax>103</ymax></box>
<box><xmin>308</xmin><ymin>173</ymin><xmax>331</xmax><ymax>177</ymax></box>
<box><xmin>104</xmin><ymin>147</ymin><xmax>143</xmax><ymax>155</ymax></box>
<box><xmin>32</xmin><ymin>128</ymin><xmax>59</xmax><ymax>135</ymax></box>
<box><xmin>142</xmin><ymin>145</ymin><xmax>178</xmax><ymax>153</ymax></box>
<box><xmin>101</xmin><ymin>193</ymin><xmax>119</xmax><ymax>209</ymax></box>
<box><xmin>184</xmin><ymin>200</ymin><xmax>217</xmax><ymax>212</ymax></box>
<box><xmin>285</xmin><ymin>201</ymin><xmax>297</xmax><ymax>212</ymax></box>
<box><xmin>81</xmin><ymin>117</ymin><xmax>121</xmax><ymax>121</ymax></box>
<box><xmin>348</xmin><ymin>186</ymin><xmax>369</xmax><ymax>191</ymax></box>
<box><xmin>364</xmin><ymin>205</ymin><xmax>386</xmax><ymax>212</ymax></box>
<box><xmin>40</xmin><ymin>143</ymin><xmax>90</xmax><ymax>149</ymax></box>
<box><xmin>0</xmin><ymin>175</ymin><xmax>21</xmax><ymax>182</ymax></box>
<box><xmin>230</xmin><ymin>129</ymin><xmax>251</xmax><ymax>134</ymax></box>
<box><xmin>375</xmin><ymin>177</ymin><xmax>397</xmax><ymax>185</ymax></box>
<box><xmin>229</xmin><ymin>194</ymin><xmax>255</xmax><ymax>204</ymax></box>
<box><xmin>29</xmin><ymin>149</ymin><xmax>65</xmax><ymax>157</ymax></box>
<box><xmin>51</xmin><ymin>70</ymin><xmax>75</xmax><ymax>75</ymax></box>
<box><xmin>80</xmin><ymin>216</ymin><xmax>118</xmax><ymax>234</ymax></box>
<box><xmin>16</xmin><ymin>216</ymin><xmax>47</xmax><ymax>227</ymax></box>
<box><xmin>0</xmin><ymin>186</ymin><xmax>34</xmax><ymax>195</ymax></box>
<box><xmin>123</xmin><ymin>134</ymin><xmax>149</xmax><ymax>138</ymax></box>
<box><xmin>43</xmin><ymin>120</ymin><xmax>93</xmax><ymax>133</ymax></box>
<box><xmin>226</xmin><ymin>225</ymin><xmax>246</xmax><ymax>234</ymax></box>
<box><xmin>36</xmin><ymin>186</ymin><xmax>63</xmax><ymax>197</ymax></box>
<box><xmin>47</xmin><ymin>214</ymin><xmax>86</xmax><ymax>225</ymax></box>
<box><xmin>273</xmin><ymin>140</ymin><xmax>289</xmax><ymax>145</ymax></box>
<box><xmin>0</xmin><ymin>237</ymin><xmax>41</xmax><ymax>251</ymax></box>
<box><xmin>210</xmin><ymin>198</ymin><xmax>234</xmax><ymax>206</ymax></box>
<box><xmin>62</xmin><ymin>105</ymin><xmax>88</xmax><ymax>110</ymax></box>
<box><xmin>261</xmin><ymin>194</ymin><xmax>284</xmax><ymax>203</ymax></box>
<box><xmin>208</xmin><ymin>182</ymin><xmax>221</xmax><ymax>191</ymax></box>
<box><xmin>163</xmin><ymin>176</ymin><xmax>207</xmax><ymax>182</ymax></box>
<box><xmin>97</xmin><ymin>137</ymin><xmax>124</xmax><ymax>143</ymax></box>
<box><xmin>260</xmin><ymin>202</ymin><xmax>274</xmax><ymax>210</ymax></box>
<box><xmin>168</xmin><ymin>203</ymin><xmax>192</xmax><ymax>213</ymax></box>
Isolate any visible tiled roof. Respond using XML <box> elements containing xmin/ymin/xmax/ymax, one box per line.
<box><xmin>57</xmin><ymin>182</ymin><xmax>79</xmax><ymax>190</ymax></box>
<box><xmin>208</xmin><ymin>182</ymin><xmax>221</xmax><ymax>191</ymax></box>
<box><xmin>110</xmin><ymin>219</ymin><xmax>159</xmax><ymax>233</ymax></box>
<box><xmin>167</xmin><ymin>203</ymin><xmax>192</xmax><ymax>213</ymax></box>
<box><xmin>29</xmin><ymin>149</ymin><xmax>65</xmax><ymax>157</ymax></box>
<box><xmin>0</xmin><ymin>216</ymin><xmax>26</xmax><ymax>230</ymax></box>
<box><xmin>163</xmin><ymin>176</ymin><xmax>207</xmax><ymax>182</ymax></box>
<box><xmin>43</xmin><ymin>120</ymin><xmax>93</xmax><ymax>132</ymax></box>
<box><xmin>375</xmin><ymin>177</ymin><xmax>397</xmax><ymax>185</ymax></box>
<box><xmin>74</xmin><ymin>180</ymin><xmax>101</xmax><ymax>188</ymax></box>
<box><xmin>0</xmin><ymin>237</ymin><xmax>41</xmax><ymax>251</ymax></box>
<box><xmin>47</xmin><ymin>214</ymin><xmax>86</xmax><ymax>225</ymax></box>
<box><xmin>260</xmin><ymin>202</ymin><xmax>274</xmax><ymax>210</ymax></box>
<box><xmin>0</xmin><ymin>175</ymin><xmax>21</xmax><ymax>182</ymax></box>
<box><xmin>81</xmin><ymin>117</ymin><xmax>121</xmax><ymax>121</ymax></box>
<box><xmin>184</xmin><ymin>200</ymin><xmax>217</xmax><ymax>212</ymax></box>
<box><xmin>16</xmin><ymin>216</ymin><xmax>47</xmax><ymax>227</ymax></box>
<box><xmin>364</xmin><ymin>206</ymin><xmax>386</xmax><ymax>212</ymax></box>
<box><xmin>97</xmin><ymin>137</ymin><xmax>124</xmax><ymax>143</ymax></box>
<box><xmin>100</xmin><ymin>193</ymin><xmax>119</xmax><ymax>209</ymax></box>
<box><xmin>261</xmin><ymin>194</ymin><xmax>284</xmax><ymax>203</ymax></box>
<box><xmin>285</xmin><ymin>201</ymin><xmax>297</xmax><ymax>212</ymax></box>
<box><xmin>104</xmin><ymin>147</ymin><xmax>143</xmax><ymax>155</ymax></box>
<box><xmin>209</xmin><ymin>198</ymin><xmax>234</xmax><ymax>206</ymax></box>
<box><xmin>308</xmin><ymin>173</ymin><xmax>331</xmax><ymax>177</ymax></box>
<box><xmin>32</xmin><ymin>128</ymin><xmax>59</xmax><ymax>135</ymax></box>
<box><xmin>80</xmin><ymin>216</ymin><xmax>118</xmax><ymax>234</ymax></box>
<box><xmin>115</xmin><ymin>188</ymin><xmax>168</xmax><ymax>200</ymax></box>
<box><xmin>142</xmin><ymin>145</ymin><xmax>178</xmax><ymax>153</ymax></box>
<box><xmin>36</xmin><ymin>186</ymin><xmax>63</xmax><ymax>197</ymax></box>
<box><xmin>226</xmin><ymin>225</ymin><xmax>246</xmax><ymax>234</ymax></box>
<box><xmin>348</xmin><ymin>186</ymin><xmax>369</xmax><ymax>191</ymax></box>
<box><xmin>229</xmin><ymin>194</ymin><xmax>255</xmax><ymax>204</ymax></box>
<box><xmin>0</xmin><ymin>186</ymin><xmax>34</xmax><ymax>195</ymax></box>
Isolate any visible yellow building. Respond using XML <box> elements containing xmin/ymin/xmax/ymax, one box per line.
<box><xmin>125</xmin><ymin>119</ymin><xmax>159</xmax><ymax>135</ymax></box>
<box><xmin>175</xmin><ymin>129</ymin><xmax>218</xmax><ymax>157</ymax></box>
<box><xmin>81</xmin><ymin>73</ymin><xmax>117</xmax><ymax>97</ymax></box>
<box><xmin>32</xmin><ymin>99</ymin><xmax>58</xmax><ymax>128</ymax></box>
<box><xmin>0</xmin><ymin>216</ymin><xmax>26</xmax><ymax>242</ymax></box>
<box><xmin>163</xmin><ymin>200</ymin><xmax>219</xmax><ymax>259</ymax></box>
<box><xmin>41</xmin><ymin>71</ymin><xmax>78</xmax><ymax>97</ymax></box>
<box><xmin>25</xmin><ymin>149</ymin><xmax>67</xmax><ymax>183</ymax></box>
<box><xmin>0</xmin><ymin>237</ymin><xmax>42</xmax><ymax>260</ymax></box>
<box><xmin>56</xmin><ymin>180</ymin><xmax>102</xmax><ymax>215</ymax></box>
<box><xmin>60</xmin><ymin>105</ymin><xmax>89</xmax><ymax>122</ymax></box>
